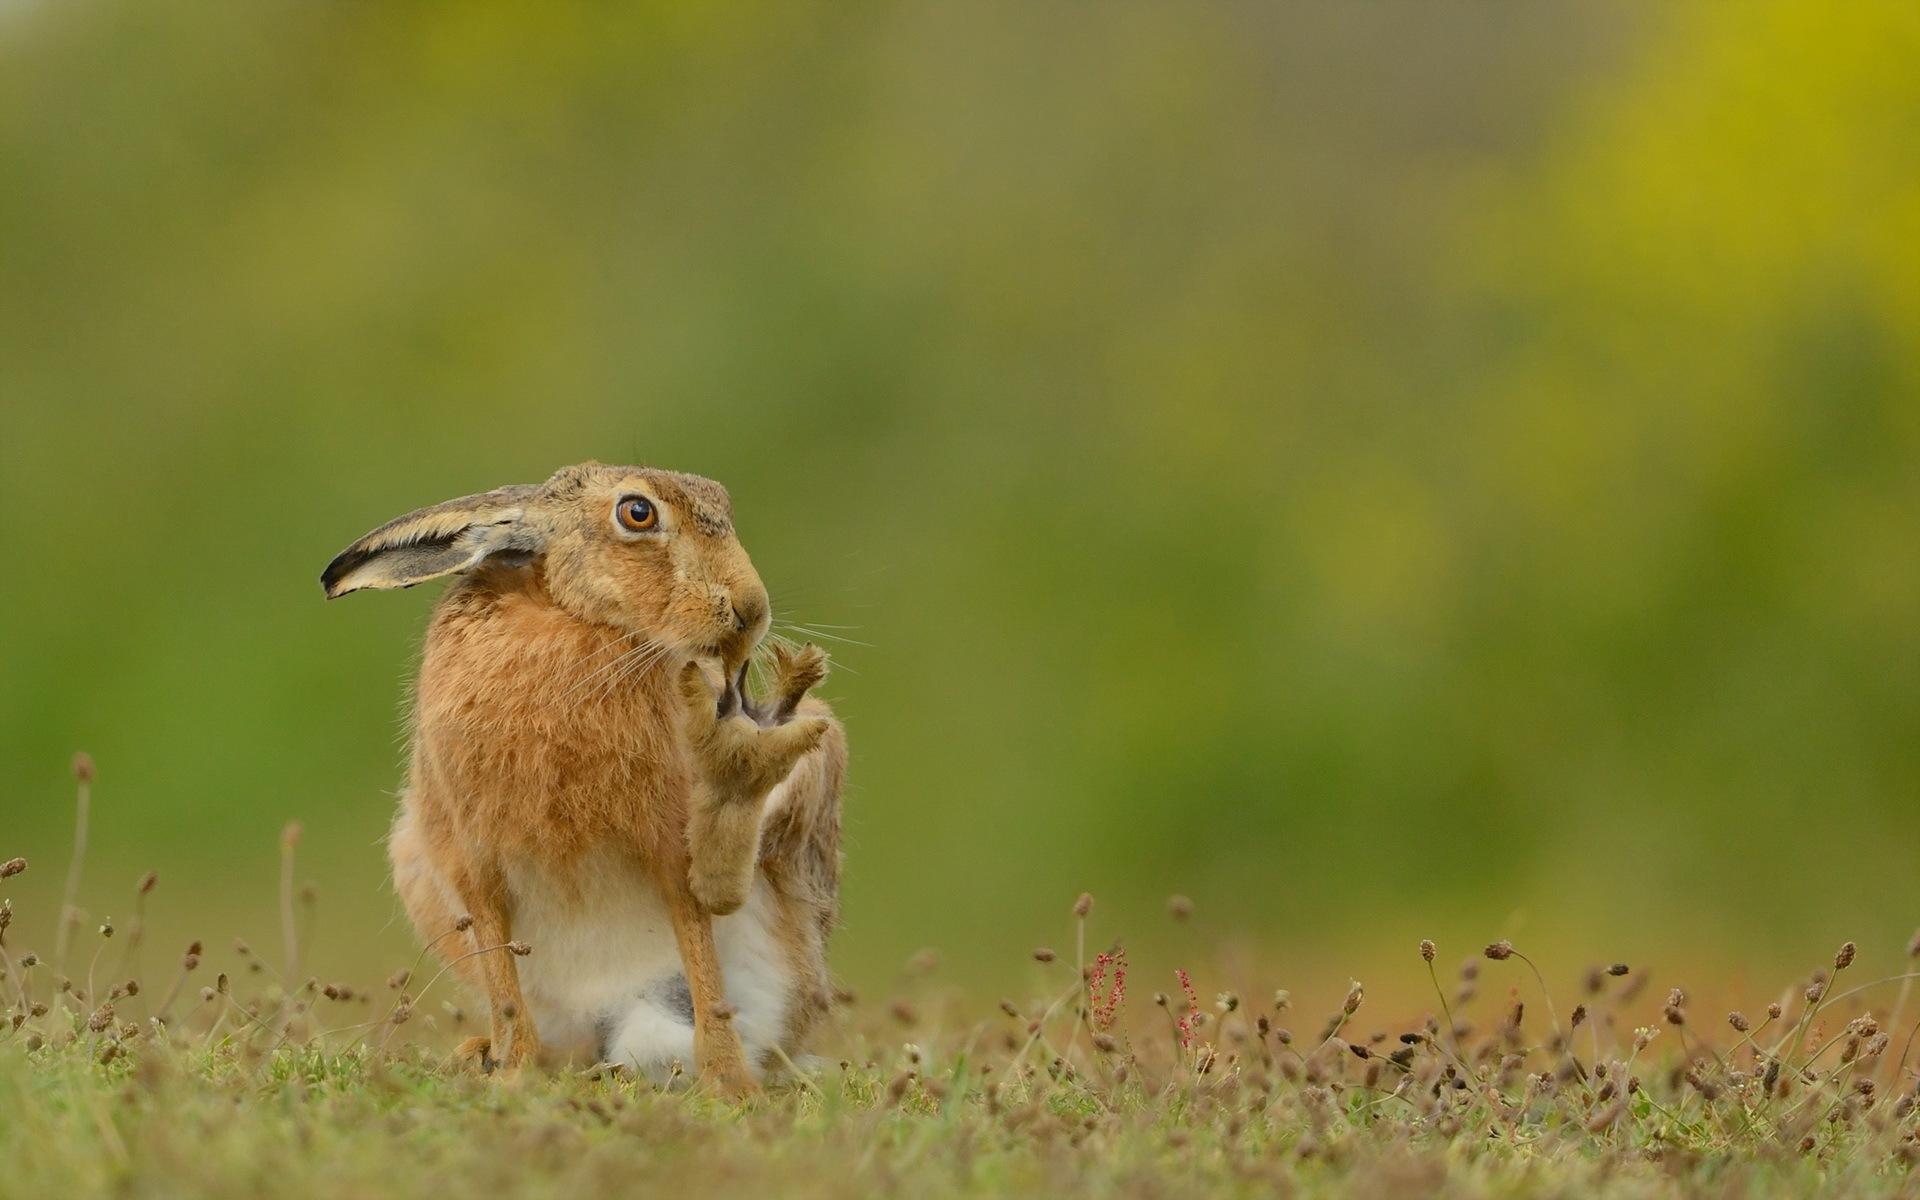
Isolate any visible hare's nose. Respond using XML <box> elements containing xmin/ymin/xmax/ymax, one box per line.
<box><xmin>731</xmin><ymin>593</ymin><xmax>767</xmax><ymax>634</ymax></box>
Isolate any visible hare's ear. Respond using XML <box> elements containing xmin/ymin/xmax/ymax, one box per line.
<box><xmin>321</xmin><ymin>485</ymin><xmax>545</xmax><ymax>599</ymax></box>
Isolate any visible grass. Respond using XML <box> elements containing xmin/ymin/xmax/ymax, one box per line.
<box><xmin>6</xmin><ymin>768</ymin><xmax>1920</xmax><ymax>1197</ymax></box>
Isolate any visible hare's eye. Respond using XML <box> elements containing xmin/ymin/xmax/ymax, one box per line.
<box><xmin>615</xmin><ymin>496</ymin><xmax>658</xmax><ymax>533</ymax></box>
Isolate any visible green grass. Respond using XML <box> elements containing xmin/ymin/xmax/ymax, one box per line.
<box><xmin>6</xmin><ymin>806</ymin><xmax>1920</xmax><ymax>1197</ymax></box>
<box><xmin>3</xmin><ymin>1016</ymin><xmax>1918</xmax><ymax>1199</ymax></box>
<box><xmin>7</xmin><ymin>918</ymin><xmax>1920</xmax><ymax>1199</ymax></box>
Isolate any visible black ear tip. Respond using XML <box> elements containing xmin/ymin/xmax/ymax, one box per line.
<box><xmin>319</xmin><ymin>550</ymin><xmax>357</xmax><ymax>598</ymax></box>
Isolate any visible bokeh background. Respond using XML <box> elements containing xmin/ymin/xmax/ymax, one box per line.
<box><xmin>3</xmin><ymin>0</ymin><xmax>1916</xmax><ymax>1010</ymax></box>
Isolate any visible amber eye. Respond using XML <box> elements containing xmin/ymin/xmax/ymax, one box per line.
<box><xmin>615</xmin><ymin>496</ymin><xmax>658</xmax><ymax>532</ymax></box>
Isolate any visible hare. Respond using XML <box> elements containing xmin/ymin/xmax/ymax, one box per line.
<box><xmin>321</xmin><ymin>462</ymin><xmax>846</xmax><ymax>1096</ymax></box>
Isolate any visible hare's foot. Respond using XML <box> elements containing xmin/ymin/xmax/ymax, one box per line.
<box><xmin>742</xmin><ymin>642</ymin><xmax>828</xmax><ymax>727</ymax></box>
<box><xmin>453</xmin><ymin>1035</ymin><xmax>496</xmax><ymax>1073</ymax></box>
<box><xmin>679</xmin><ymin>650</ymin><xmax>831</xmax><ymax>798</ymax></box>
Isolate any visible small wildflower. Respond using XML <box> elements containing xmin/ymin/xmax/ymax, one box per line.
<box><xmin>1419</xmin><ymin>939</ymin><xmax>1435</xmax><ymax>963</ymax></box>
<box><xmin>1484</xmin><ymin>941</ymin><xmax>1513</xmax><ymax>961</ymax></box>
<box><xmin>1173</xmin><ymin>969</ymin><xmax>1202</xmax><ymax>1048</ymax></box>
<box><xmin>1215</xmin><ymin>992</ymin><xmax>1238</xmax><ymax>1014</ymax></box>
<box><xmin>1088</xmin><ymin>948</ymin><xmax>1128</xmax><ymax>1031</ymax></box>
<box><xmin>1343</xmin><ymin>981</ymin><xmax>1365</xmax><ymax>1014</ymax></box>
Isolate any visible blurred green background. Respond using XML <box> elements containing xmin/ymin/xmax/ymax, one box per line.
<box><xmin>3</xmin><ymin>0</ymin><xmax>1917</xmax><ymax>1006</ymax></box>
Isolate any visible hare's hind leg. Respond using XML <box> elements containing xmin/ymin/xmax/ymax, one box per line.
<box><xmin>759</xmin><ymin>705</ymin><xmax>848</xmax><ymax>1048</ymax></box>
<box><xmin>760</xmin><ymin>703</ymin><xmax>847</xmax><ymax>938</ymax></box>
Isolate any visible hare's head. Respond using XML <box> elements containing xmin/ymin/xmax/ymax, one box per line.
<box><xmin>321</xmin><ymin>462</ymin><xmax>771</xmax><ymax>667</ymax></box>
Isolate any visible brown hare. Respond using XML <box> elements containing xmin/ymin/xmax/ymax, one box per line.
<box><xmin>322</xmin><ymin>462</ymin><xmax>846</xmax><ymax>1096</ymax></box>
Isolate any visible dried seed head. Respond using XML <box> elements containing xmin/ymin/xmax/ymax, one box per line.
<box><xmin>1343</xmin><ymin>981</ymin><xmax>1365</xmax><ymax>1014</ymax></box>
<box><xmin>98</xmin><ymin>921</ymin><xmax>114</xmax><ymax>939</ymax></box>
<box><xmin>1835</xmin><ymin>941</ymin><xmax>1857</xmax><ymax>971</ymax></box>
<box><xmin>506</xmin><ymin>941</ymin><xmax>532</xmax><ymax>956</ymax></box>
<box><xmin>1073</xmin><ymin>893</ymin><xmax>1093</xmax><ymax>918</ymax></box>
<box><xmin>1419</xmin><ymin>939</ymin><xmax>1436</xmax><ymax>963</ymax></box>
<box><xmin>72</xmin><ymin>752</ymin><xmax>96</xmax><ymax>783</ymax></box>
<box><xmin>1908</xmin><ymin>929</ymin><xmax>1920</xmax><ymax>960</ymax></box>
<box><xmin>1273</xmin><ymin>989</ymin><xmax>1291</xmax><ymax>1011</ymax></box>
<box><xmin>1167</xmin><ymin>895</ymin><xmax>1194</xmax><ymax>922</ymax></box>
<box><xmin>19</xmin><ymin>953</ymin><xmax>37</xmax><ymax>968</ymax></box>
<box><xmin>281</xmin><ymin>821</ymin><xmax>303</xmax><ymax>849</ymax></box>
<box><xmin>1032</xmin><ymin>947</ymin><xmax>1056</xmax><ymax>963</ymax></box>
<box><xmin>0</xmin><ymin>857</ymin><xmax>26</xmax><ymax>879</ymax></box>
<box><xmin>137</xmin><ymin>870</ymin><xmax>158</xmax><ymax>896</ymax></box>
<box><xmin>1665</xmin><ymin>987</ymin><xmax>1685</xmax><ymax>1009</ymax></box>
<box><xmin>1768</xmin><ymin>1002</ymin><xmax>1783</xmax><ymax>1019</ymax></box>
<box><xmin>1805</xmin><ymin>981</ymin><xmax>1823</xmax><ymax>1004</ymax></box>
<box><xmin>1484</xmin><ymin>941</ymin><xmax>1513</xmax><ymax>962</ymax></box>
<box><xmin>1607</xmin><ymin>963</ymin><xmax>1629</xmax><ymax>977</ymax></box>
<box><xmin>1729</xmin><ymin>1011</ymin><xmax>1751</xmax><ymax>1032</ymax></box>
<box><xmin>1570</xmin><ymin>1004</ymin><xmax>1587</xmax><ymax>1029</ymax></box>
<box><xmin>455</xmin><ymin>915</ymin><xmax>474</xmax><ymax>933</ymax></box>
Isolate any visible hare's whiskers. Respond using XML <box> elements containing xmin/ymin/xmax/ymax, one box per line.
<box><xmin>590</xmin><ymin>640</ymin><xmax>675</xmax><ymax>704</ymax></box>
<box><xmin>562</xmin><ymin>635</ymin><xmax>655</xmax><ymax>701</ymax></box>
<box><xmin>776</xmin><ymin>622</ymin><xmax>872</xmax><ymax>649</ymax></box>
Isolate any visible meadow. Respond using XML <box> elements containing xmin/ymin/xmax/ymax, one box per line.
<box><xmin>7</xmin><ymin>765</ymin><xmax>1920</xmax><ymax>1199</ymax></box>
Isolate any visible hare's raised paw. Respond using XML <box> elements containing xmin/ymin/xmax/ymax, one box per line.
<box><xmin>761</xmin><ymin>642</ymin><xmax>828</xmax><ymax>723</ymax></box>
<box><xmin>681</xmin><ymin>655</ymin><xmax>832</xmax><ymax>795</ymax></box>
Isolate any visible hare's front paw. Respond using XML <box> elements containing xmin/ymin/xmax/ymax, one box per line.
<box><xmin>679</xmin><ymin>648</ymin><xmax>830</xmax><ymax>797</ymax></box>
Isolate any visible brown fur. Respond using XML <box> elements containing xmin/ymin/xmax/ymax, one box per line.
<box><xmin>328</xmin><ymin>462</ymin><xmax>845</xmax><ymax>1096</ymax></box>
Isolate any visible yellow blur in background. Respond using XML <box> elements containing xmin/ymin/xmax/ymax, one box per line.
<box><xmin>1</xmin><ymin>1</ymin><xmax>1916</xmax><ymax>1007</ymax></box>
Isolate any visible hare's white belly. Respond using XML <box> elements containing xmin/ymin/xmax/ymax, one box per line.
<box><xmin>504</xmin><ymin>852</ymin><xmax>791</xmax><ymax>1081</ymax></box>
